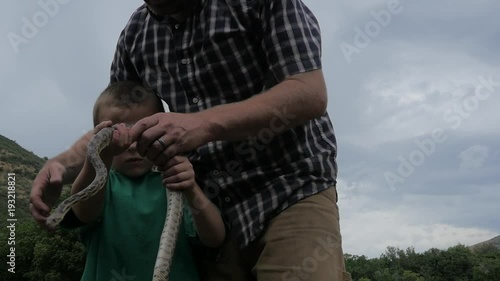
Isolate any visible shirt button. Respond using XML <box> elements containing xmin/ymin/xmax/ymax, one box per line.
<box><xmin>192</xmin><ymin>97</ymin><xmax>199</xmax><ymax>104</ymax></box>
<box><xmin>181</xmin><ymin>58</ymin><xmax>190</xmax><ymax>65</ymax></box>
<box><xmin>225</xmin><ymin>197</ymin><xmax>231</xmax><ymax>203</ymax></box>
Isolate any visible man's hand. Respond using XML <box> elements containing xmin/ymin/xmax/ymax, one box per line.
<box><xmin>96</xmin><ymin>121</ymin><xmax>131</xmax><ymax>158</ymax></box>
<box><xmin>29</xmin><ymin>122</ymin><xmax>131</xmax><ymax>230</ymax></box>
<box><xmin>30</xmin><ymin>161</ymin><xmax>66</xmax><ymax>230</ymax></box>
<box><xmin>129</xmin><ymin>112</ymin><xmax>212</xmax><ymax>167</ymax></box>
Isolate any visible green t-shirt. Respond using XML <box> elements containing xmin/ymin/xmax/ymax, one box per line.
<box><xmin>78</xmin><ymin>170</ymin><xmax>200</xmax><ymax>281</ymax></box>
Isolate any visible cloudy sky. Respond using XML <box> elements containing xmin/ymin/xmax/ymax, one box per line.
<box><xmin>1</xmin><ymin>0</ymin><xmax>499</xmax><ymax>258</ymax></box>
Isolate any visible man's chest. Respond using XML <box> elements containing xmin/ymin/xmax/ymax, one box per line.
<box><xmin>124</xmin><ymin>5</ymin><xmax>266</xmax><ymax>112</ymax></box>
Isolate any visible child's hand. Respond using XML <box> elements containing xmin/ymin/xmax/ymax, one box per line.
<box><xmin>94</xmin><ymin>121</ymin><xmax>131</xmax><ymax>157</ymax></box>
<box><xmin>161</xmin><ymin>156</ymin><xmax>196</xmax><ymax>192</ymax></box>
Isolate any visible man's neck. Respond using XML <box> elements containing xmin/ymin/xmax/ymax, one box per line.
<box><xmin>170</xmin><ymin>11</ymin><xmax>188</xmax><ymax>22</ymax></box>
<box><xmin>147</xmin><ymin>0</ymin><xmax>200</xmax><ymax>23</ymax></box>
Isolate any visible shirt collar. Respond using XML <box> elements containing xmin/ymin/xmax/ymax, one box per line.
<box><xmin>146</xmin><ymin>0</ymin><xmax>204</xmax><ymax>22</ymax></box>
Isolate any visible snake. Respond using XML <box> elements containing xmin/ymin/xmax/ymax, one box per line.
<box><xmin>46</xmin><ymin>125</ymin><xmax>183</xmax><ymax>281</ymax></box>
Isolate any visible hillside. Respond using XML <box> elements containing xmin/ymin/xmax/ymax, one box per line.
<box><xmin>1</xmin><ymin>133</ymin><xmax>498</xmax><ymax>241</ymax></box>
<box><xmin>470</xmin><ymin>235</ymin><xmax>500</xmax><ymax>251</ymax></box>
<box><xmin>0</xmin><ymin>134</ymin><xmax>46</xmax><ymax>224</ymax></box>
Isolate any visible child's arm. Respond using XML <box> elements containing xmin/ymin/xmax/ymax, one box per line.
<box><xmin>162</xmin><ymin>156</ymin><xmax>226</xmax><ymax>248</ymax></box>
<box><xmin>71</xmin><ymin>122</ymin><xmax>130</xmax><ymax>224</ymax></box>
<box><xmin>182</xmin><ymin>183</ymin><xmax>226</xmax><ymax>248</ymax></box>
<box><xmin>70</xmin><ymin>152</ymin><xmax>112</xmax><ymax>224</ymax></box>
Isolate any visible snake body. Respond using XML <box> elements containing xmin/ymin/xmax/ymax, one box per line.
<box><xmin>46</xmin><ymin>125</ymin><xmax>182</xmax><ymax>281</ymax></box>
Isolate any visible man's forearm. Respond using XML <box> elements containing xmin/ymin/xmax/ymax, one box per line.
<box><xmin>198</xmin><ymin>69</ymin><xmax>328</xmax><ymax>142</ymax></box>
<box><xmin>49</xmin><ymin>130</ymin><xmax>94</xmax><ymax>185</ymax></box>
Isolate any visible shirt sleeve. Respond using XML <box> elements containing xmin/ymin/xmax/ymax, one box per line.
<box><xmin>109</xmin><ymin>29</ymin><xmax>140</xmax><ymax>84</ymax></box>
<box><xmin>257</xmin><ymin>0</ymin><xmax>322</xmax><ymax>82</ymax></box>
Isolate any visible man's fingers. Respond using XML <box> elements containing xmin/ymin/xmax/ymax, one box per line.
<box><xmin>30</xmin><ymin>196</ymin><xmax>50</xmax><ymax>216</ymax></box>
<box><xmin>129</xmin><ymin>114</ymin><xmax>161</xmax><ymax>154</ymax></box>
<box><xmin>146</xmin><ymin>135</ymin><xmax>175</xmax><ymax>164</ymax></box>
<box><xmin>30</xmin><ymin>180</ymin><xmax>50</xmax><ymax>215</ymax></box>
<box><xmin>153</xmin><ymin>140</ymin><xmax>180</xmax><ymax>168</ymax></box>
<box><xmin>30</xmin><ymin>162</ymin><xmax>65</xmax><ymax>221</ymax></box>
<box><xmin>162</xmin><ymin>145</ymin><xmax>179</xmax><ymax>164</ymax></box>
<box><xmin>94</xmin><ymin>120</ymin><xmax>112</xmax><ymax>133</ymax></box>
<box><xmin>113</xmin><ymin>125</ymin><xmax>130</xmax><ymax>147</ymax></box>
<box><xmin>47</xmin><ymin>165</ymin><xmax>64</xmax><ymax>187</ymax></box>
<box><xmin>30</xmin><ymin>203</ymin><xmax>48</xmax><ymax>225</ymax></box>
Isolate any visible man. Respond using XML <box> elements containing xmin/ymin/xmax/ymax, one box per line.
<box><xmin>30</xmin><ymin>0</ymin><xmax>351</xmax><ymax>280</ymax></box>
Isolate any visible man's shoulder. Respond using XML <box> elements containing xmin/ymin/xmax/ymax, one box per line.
<box><xmin>122</xmin><ymin>4</ymin><xmax>149</xmax><ymax>34</ymax></box>
<box><xmin>129</xmin><ymin>4</ymin><xmax>149</xmax><ymax>21</ymax></box>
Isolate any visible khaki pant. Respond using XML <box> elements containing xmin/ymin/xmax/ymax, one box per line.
<box><xmin>199</xmin><ymin>186</ymin><xmax>352</xmax><ymax>281</ymax></box>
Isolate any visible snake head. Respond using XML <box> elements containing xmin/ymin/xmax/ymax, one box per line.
<box><xmin>45</xmin><ymin>215</ymin><xmax>60</xmax><ymax>229</ymax></box>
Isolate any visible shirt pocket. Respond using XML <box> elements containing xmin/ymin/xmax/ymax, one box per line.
<box><xmin>197</xmin><ymin>5</ymin><xmax>260</xmax><ymax>102</ymax></box>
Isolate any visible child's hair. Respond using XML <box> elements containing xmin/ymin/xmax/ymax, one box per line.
<box><xmin>93</xmin><ymin>81</ymin><xmax>164</xmax><ymax>126</ymax></box>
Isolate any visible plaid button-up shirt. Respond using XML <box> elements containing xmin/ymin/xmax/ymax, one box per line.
<box><xmin>110</xmin><ymin>0</ymin><xmax>338</xmax><ymax>248</ymax></box>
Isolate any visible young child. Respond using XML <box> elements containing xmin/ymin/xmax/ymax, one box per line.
<box><xmin>64</xmin><ymin>81</ymin><xmax>226</xmax><ymax>281</ymax></box>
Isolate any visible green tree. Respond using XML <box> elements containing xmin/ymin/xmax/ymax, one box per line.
<box><xmin>0</xmin><ymin>220</ymin><xmax>85</xmax><ymax>281</ymax></box>
<box><xmin>419</xmin><ymin>247</ymin><xmax>444</xmax><ymax>281</ymax></box>
<box><xmin>345</xmin><ymin>254</ymin><xmax>372</xmax><ymax>279</ymax></box>
<box><xmin>437</xmin><ymin>244</ymin><xmax>473</xmax><ymax>280</ymax></box>
<box><xmin>402</xmin><ymin>270</ymin><xmax>425</xmax><ymax>281</ymax></box>
<box><xmin>471</xmin><ymin>244</ymin><xmax>500</xmax><ymax>281</ymax></box>
<box><xmin>373</xmin><ymin>268</ymin><xmax>394</xmax><ymax>281</ymax></box>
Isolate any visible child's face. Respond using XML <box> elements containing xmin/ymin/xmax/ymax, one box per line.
<box><xmin>97</xmin><ymin>101</ymin><xmax>159</xmax><ymax>178</ymax></box>
<box><xmin>112</xmin><ymin>140</ymin><xmax>153</xmax><ymax>178</ymax></box>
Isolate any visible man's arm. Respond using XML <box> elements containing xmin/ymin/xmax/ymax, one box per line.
<box><xmin>129</xmin><ymin>0</ymin><xmax>327</xmax><ymax>162</ymax></box>
<box><xmin>199</xmin><ymin>0</ymin><xmax>327</xmax><ymax>141</ymax></box>
<box><xmin>54</xmin><ymin>130</ymin><xmax>94</xmax><ymax>183</ymax></box>
<box><xmin>130</xmin><ymin>69</ymin><xmax>327</xmax><ymax>162</ymax></box>
<box><xmin>30</xmin><ymin>130</ymin><xmax>93</xmax><ymax>228</ymax></box>
<box><xmin>200</xmin><ymin>69</ymin><xmax>327</xmax><ymax>142</ymax></box>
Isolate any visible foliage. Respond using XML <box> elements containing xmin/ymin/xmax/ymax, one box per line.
<box><xmin>1</xmin><ymin>133</ymin><xmax>85</xmax><ymax>280</ymax></box>
<box><xmin>345</xmin><ymin>243</ymin><xmax>500</xmax><ymax>281</ymax></box>
<box><xmin>1</xmin><ymin>134</ymin><xmax>500</xmax><ymax>280</ymax></box>
<box><xmin>0</xmin><ymin>134</ymin><xmax>48</xmax><ymax>226</ymax></box>
<box><xmin>0</xmin><ymin>219</ymin><xmax>86</xmax><ymax>281</ymax></box>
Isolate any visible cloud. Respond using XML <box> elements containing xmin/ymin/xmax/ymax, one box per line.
<box><xmin>339</xmin><ymin>190</ymin><xmax>499</xmax><ymax>258</ymax></box>
<box><xmin>0</xmin><ymin>77</ymin><xmax>92</xmax><ymax>157</ymax></box>
<box><xmin>2</xmin><ymin>0</ymin><xmax>499</xmax><ymax>260</ymax></box>
<box><xmin>342</xmin><ymin>212</ymin><xmax>497</xmax><ymax>258</ymax></box>
<box><xmin>349</xmin><ymin>47</ymin><xmax>500</xmax><ymax>148</ymax></box>
<box><xmin>458</xmin><ymin>145</ymin><xmax>490</xmax><ymax>170</ymax></box>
